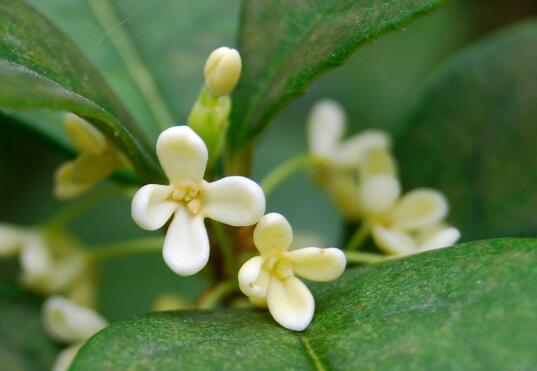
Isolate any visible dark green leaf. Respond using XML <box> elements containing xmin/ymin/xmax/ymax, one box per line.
<box><xmin>395</xmin><ymin>19</ymin><xmax>537</xmax><ymax>240</ymax></box>
<box><xmin>0</xmin><ymin>281</ymin><xmax>58</xmax><ymax>370</ymax></box>
<box><xmin>0</xmin><ymin>0</ymin><xmax>163</xmax><ymax>182</ymax></box>
<box><xmin>73</xmin><ymin>239</ymin><xmax>537</xmax><ymax>370</ymax></box>
<box><xmin>228</xmin><ymin>0</ymin><xmax>449</xmax><ymax>151</ymax></box>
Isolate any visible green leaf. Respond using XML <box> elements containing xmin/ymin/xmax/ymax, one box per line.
<box><xmin>228</xmin><ymin>0</ymin><xmax>449</xmax><ymax>151</ymax></box>
<box><xmin>395</xmin><ymin>19</ymin><xmax>537</xmax><ymax>240</ymax></box>
<box><xmin>0</xmin><ymin>281</ymin><xmax>58</xmax><ymax>370</ymax></box>
<box><xmin>0</xmin><ymin>0</ymin><xmax>163</xmax><ymax>182</ymax></box>
<box><xmin>72</xmin><ymin>239</ymin><xmax>537</xmax><ymax>370</ymax></box>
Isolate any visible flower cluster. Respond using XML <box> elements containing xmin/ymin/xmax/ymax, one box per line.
<box><xmin>0</xmin><ymin>44</ymin><xmax>462</xmax><ymax>371</ymax></box>
<box><xmin>307</xmin><ymin>99</ymin><xmax>460</xmax><ymax>256</ymax></box>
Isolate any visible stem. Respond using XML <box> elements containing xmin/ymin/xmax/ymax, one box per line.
<box><xmin>90</xmin><ymin>237</ymin><xmax>164</xmax><ymax>262</ymax></box>
<box><xmin>210</xmin><ymin>220</ymin><xmax>237</xmax><ymax>277</ymax></box>
<box><xmin>89</xmin><ymin>0</ymin><xmax>174</xmax><ymax>130</ymax></box>
<box><xmin>47</xmin><ymin>187</ymin><xmax>134</xmax><ymax>229</ymax></box>
<box><xmin>260</xmin><ymin>153</ymin><xmax>318</xmax><ymax>196</ymax></box>
<box><xmin>345</xmin><ymin>251</ymin><xmax>386</xmax><ymax>265</ymax></box>
<box><xmin>197</xmin><ymin>280</ymin><xmax>238</xmax><ymax>309</ymax></box>
<box><xmin>344</xmin><ymin>224</ymin><xmax>371</xmax><ymax>251</ymax></box>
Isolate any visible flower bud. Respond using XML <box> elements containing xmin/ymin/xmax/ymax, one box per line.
<box><xmin>204</xmin><ymin>47</ymin><xmax>241</xmax><ymax>97</ymax></box>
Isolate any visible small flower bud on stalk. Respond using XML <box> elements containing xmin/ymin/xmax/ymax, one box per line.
<box><xmin>188</xmin><ymin>47</ymin><xmax>242</xmax><ymax>168</ymax></box>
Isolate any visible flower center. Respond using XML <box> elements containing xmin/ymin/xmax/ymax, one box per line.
<box><xmin>169</xmin><ymin>181</ymin><xmax>202</xmax><ymax>214</ymax></box>
<box><xmin>264</xmin><ymin>254</ymin><xmax>293</xmax><ymax>280</ymax></box>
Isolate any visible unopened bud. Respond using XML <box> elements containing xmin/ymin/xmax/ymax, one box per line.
<box><xmin>204</xmin><ymin>47</ymin><xmax>241</xmax><ymax>96</ymax></box>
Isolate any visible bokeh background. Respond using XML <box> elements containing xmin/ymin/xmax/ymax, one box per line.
<box><xmin>1</xmin><ymin>0</ymin><xmax>536</xmax><ymax>320</ymax></box>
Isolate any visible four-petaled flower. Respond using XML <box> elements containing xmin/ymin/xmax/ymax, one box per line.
<box><xmin>358</xmin><ymin>148</ymin><xmax>460</xmax><ymax>255</ymax></box>
<box><xmin>131</xmin><ymin>126</ymin><xmax>266</xmax><ymax>276</ymax></box>
<box><xmin>307</xmin><ymin>99</ymin><xmax>390</xmax><ymax>220</ymax></box>
<box><xmin>238</xmin><ymin>213</ymin><xmax>346</xmax><ymax>331</ymax></box>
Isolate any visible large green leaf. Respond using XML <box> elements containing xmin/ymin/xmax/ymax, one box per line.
<box><xmin>73</xmin><ymin>239</ymin><xmax>537</xmax><ymax>370</ymax></box>
<box><xmin>228</xmin><ymin>0</ymin><xmax>449</xmax><ymax>151</ymax></box>
<box><xmin>395</xmin><ymin>19</ymin><xmax>537</xmax><ymax>240</ymax></box>
<box><xmin>0</xmin><ymin>281</ymin><xmax>58</xmax><ymax>370</ymax></box>
<box><xmin>0</xmin><ymin>0</ymin><xmax>162</xmax><ymax>182</ymax></box>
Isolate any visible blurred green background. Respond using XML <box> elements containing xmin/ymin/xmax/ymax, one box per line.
<box><xmin>1</xmin><ymin>0</ymin><xmax>536</xmax><ymax>320</ymax></box>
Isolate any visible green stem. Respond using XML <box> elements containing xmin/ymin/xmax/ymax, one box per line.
<box><xmin>210</xmin><ymin>220</ymin><xmax>237</xmax><ymax>277</ymax></box>
<box><xmin>89</xmin><ymin>0</ymin><xmax>174</xmax><ymax>130</ymax></box>
<box><xmin>260</xmin><ymin>153</ymin><xmax>318</xmax><ymax>196</ymax></box>
<box><xmin>344</xmin><ymin>224</ymin><xmax>371</xmax><ymax>251</ymax></box>
<box><xmin>197</xmin><ymin>280</ymin><xmax>238</xmax><ymax>309</ymax></box>
<box><xmin>345</xmin><ymin>251</ymin><xmax>386</xmax><ymax>265</ymax></box>
<box><xmin>46</xmin><ymin>187</ymin><xmax>134</xmax><ymax>229</ymax></box>
<box><xmin>90</xmin><ymin>237</ymin><xmax>164</xmax><ymax>262</ymax></box>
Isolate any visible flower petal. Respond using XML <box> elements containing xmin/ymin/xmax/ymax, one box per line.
<box><xmin>286</xmin><ymin>247</ymin><xmax>346</xmax><ymax>281</ymax></box>
<box><xmin>360</xmin><ymin>146</ymin><xmax>397</xmax><ymax>178</ymax></box>
<box><xmin>0</xmin><ymin>223</ymin><xmax>24</xmax><ymax>256</ymax></box>
<box><xmin>156</xmin><ymin>126</ymin><xmax>208</xmax><ymax>185</ymax></box>
<box><xmin>64</xmin><ymin>113</ymin><xmax>107</xmax><ymax>154</ymax></box>
<box><xmin>238</xmin><ymin>256</ymin><xmax>270</xmax><ymax>298</ymax></box>
<box><xmin>391</xmin><ymin>189</ymin><xmax>448</xmax><ymax>231</ymax></box>
<box><xmin>359</xmin><ymin>174</ymin><xmax>400</xmax><ymax>216</ymax></box>
<box><xmin>202</xmin><ymin>176</ymin><xmax>266</xmax><ymax>226</ymax></box>
<box><xmin>253</xmin><ymin>213</ymin><xmax>293</xmax><ymax>256</ymax></box>
<box><xmin>131</xmin><ymin>184</ymin><xmax>176</xmax><ymax>230</ymax></box>
<box><xmin>19</xmin><ymin>235</ymin><xmax>52</xmax><ymax>287</ymax></box>
<box><xmin>52</xmin><ymin>343</ymin><xmax>83</xmax><ymax>371</ymax></box>
<box><xmin>54</xmin><ymin>162</ymin><xmax>93</xmax><ymax>200</ymax></box>
<box><xmin>418</xmin><ymin>226</ymin><xmax>461</xmax><ymax>252</ymax></box>
<box><xmin>267</xmin><ymin>276</ymin><xmax>315</xmax><ymax>331</ymax></box>
<box><xmin>163</xmin><ymin>207</ymin><xmax>209</xmax><ymax>276</ymax></box>
<box><xmin>330</xmin><ymin>130</ymin><xmax>390</xmax><ymax>168</ymax></box>
<box><xmin>307</xmin><ymin>99</ymin><xmax>345</xmax><ymax>157</ymax></box>
<box><xmin>42</xmin><ymin>296</ymin><xmax>107</xmax><ymax>343</ymax></box>
<box><xmin>372</xmin><ymin>226</ymin><xmax>417</xmax><ymax>256</ymax></box>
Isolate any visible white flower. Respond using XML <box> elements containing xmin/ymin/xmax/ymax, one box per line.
<box><xmin>55</xmin><ymin>113</ymin><xmax>124</xmax><ymax>200</ymax></box>
<box><xmin>238</xmin><ymin>213</ymin><xmax>346</xmax><ymax>331</ymax></box>
<box><xmin>306</xmin><ymin>100</ymin><xmax>391</xmax><ymax>219</ymax></box>
<box><xmin>0</xmin><ymin>224</ymin><xmax>95</xmax><ymax>304</ymax></box>
<box><xmin>42</xmin><ymin>296</ymin><xmax>108</xmax><ymax>371</ymax></box>
<box><xmin>204</xmin><ymin>47</ymin><xmax>242</xmax><ymax>97</ymax></box>
<box><xmin>131</xmin><ymin>126</ymin><xmax>266</xmax><ymax>276</ymax></box>
<box><xmin>359</xmin><ymin>173</ymin><xmax>460</xmax><ymax>256</ymax></box>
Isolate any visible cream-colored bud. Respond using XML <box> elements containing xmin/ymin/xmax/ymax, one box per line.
<box><xmin>203</xmin><ymin>47</ymin><xmax>241</xmax><ymax>96</ymax></box>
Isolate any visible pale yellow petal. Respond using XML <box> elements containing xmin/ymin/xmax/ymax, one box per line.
<box><xmin>286</xmin><ymin>247</ymin><xmax>346</xmax><ymax>281</ymax></box>
<box><xmin>360</xmin><ymin>146</ymin><xmax>397</xmax><ymax>178</ymax></box>
<box><xmin>391</xmin><ymin>189</ymin><xmax>448</xmax><ymax>231</ymax></box>
<box><xmin>156</xmin><ymin>126</ymin><xmax>208</xmax><ymax>185</ymax></box>
<box><xmin>238</xmin><ymin>256</ymin><xmax>269</xmax><ymax>298</ymax></box>
<box><xmin>359</xmin><ymin>174</ymin><xmax>400</xmax><ymax>216</ymax></box>
<box><xmin>52</xmin><ymin>343</ymin><xmax>83</xmax><ymax>371</ymax></box>
<box><xmin>418</xmin><ymin>225</ymin><xmax>461</xmax><ymax>252</ymax></box>
<box><xmin>131</xmin><ymin>184</ymin><xmax>176</xmax><ymax>230</ymax></box>
<box><xmin>64</xmin><ymin>113</ymin><xmax>106</xmax><ymax>154</ymax></box>
<box><xmin>253</xmin><ymin>213</ymin><xmax>293</xmax><ymax>256</ymax></box>
<box><xmin>163</xmin><ymin>207</ymin><xmax>209</xmax><ymax>276</ymax></box>
<box><xmin>307</xmin><ymin>99</ymin><xmax>345</xmax><ymax>157</ymax></box>
<box><xmin>267</xmin><ymin>277</ymin><xmax>314</xmax><ymax>331</ymax></box>
<box><xmin>372</xmin><ymin>225</ymin><xmax>417</xmax><ymax>256</ymax></box>
<box><xmin>202</xmin><ymin>177</ymin><xmax>265</xmax><ymax>226</ymax></box>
